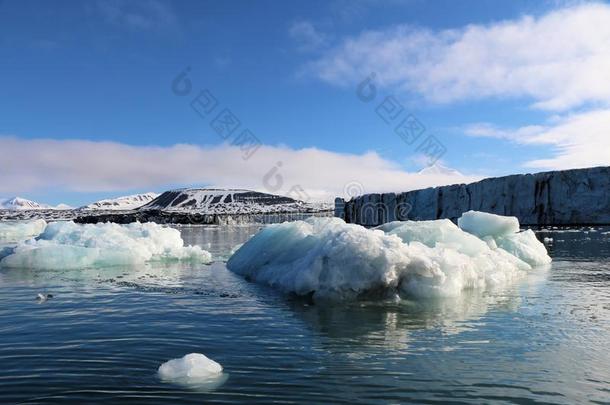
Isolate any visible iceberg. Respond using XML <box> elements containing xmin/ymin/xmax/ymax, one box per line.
<box><xmin>158</xmin><ymin>353</ymin><xmax>226</xmax><ymax>389</ymax></box>
<box><xmin>0</xmin><ymin>221</ymin><xmax>212</xmax><ymax>270</ymax></box>
<box><xmin>227</xmin><ymin>212</ymin><xmax>551</xmax><ymax>301</ymax></box>
<box><xmin>495</xmin><ymin>230</ymin><xmax>552</xmax><ymax>267</ymax></box>
<box><xmin>377</xmin><ymin>219</ymin><xmax>489</xmax><ymax>257</ymax></box>
<box><xmin>0</xmin><ymin>219</ymin><xmax>47</xmax><ymax>243</ymax></box>
<box><xmin>457</xmin><ymin>210</ymin><xmax>520</xmax><ymax>238</ymax></box>
<box><xmin>458</xmin><ymin>211</ymin><xmax>551</xmax><ymax>267</ymax></box>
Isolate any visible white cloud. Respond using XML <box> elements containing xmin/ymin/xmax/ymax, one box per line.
<box><xmin>289</xmin><ymin>21</ymin><xmax>328</xmax><ymax>52</ymax></box>
<box><xmin>308</xmin><ymin>2</ymin><xmax>610</xmax><ymax>111</ymax></box>
<box><xmin>0</xmin><ymin>137</ymin><xmax>480</xmax><ymax>201</ymax></box>
<box><xmin>465</xmin><ymin>109</ymin><xmax>610</xmax><ymax>170</ymax></box>
<box><xmin>464</xmin><ymin>123</ymin><xmax>546</xmax><ymax>142</ymax></box>
<box><xmin>95</xmin><ymin>0</ymin><xmax>177</xmax><ymax>31</ymax></box>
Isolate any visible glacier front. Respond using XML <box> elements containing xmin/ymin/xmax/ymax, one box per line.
<box><xmin>227</xmin><ymin>211</ymin><xmax>551</xmax><ymax>301</ymax></box>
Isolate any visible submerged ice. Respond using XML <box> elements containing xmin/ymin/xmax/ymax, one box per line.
<box><xmin>227</xmin><ymin>211</ymin><xmax>551</xmax><ymax>301</ymax></box>
<box><xmin>0</xmin><ymin>221</ymin><xmax>212</xmax><ymax>270</ymax></box>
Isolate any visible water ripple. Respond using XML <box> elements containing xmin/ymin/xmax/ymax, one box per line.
<box><xmin>0</xmin><ymin>226</ymin><xmax>609</xmax><ymax>403</ymax></box>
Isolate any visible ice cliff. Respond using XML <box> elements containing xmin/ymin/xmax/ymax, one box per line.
<box><xmin>337</xmin><ymin>166</ymin><xmax>610</xmax><ymax>226</ymax></box>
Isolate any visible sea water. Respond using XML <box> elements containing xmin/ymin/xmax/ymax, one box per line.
<box><xmin>0</xmin><ymin>224</ymin><xmax>608</xmax><ymax>403</ymax></box>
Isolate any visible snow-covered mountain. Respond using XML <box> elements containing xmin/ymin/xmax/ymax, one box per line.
<box><xmin>0</xmin><ymin>197</ymin><xmax>74</xmax><ymax>211</ymax></box>
<box><xmin>2</xmin><ymin>189</ymin><xmax>332</xmax><ymax>222</ymax></box>
<box><xmin>0</xmin><ymin>197</ymin><xmax>47</xmax><ymax>210</ymax></box>
<box><xmin>141</xmin><ymin>188</ymin><xmax>331</xmax><ymax>214</ymax></box>
<box><xmin>418</xmin><ymin>163</ymin><xmax>463</xmax><ymax>177</ymax></box>
<box><xmin>82</xmin><ymin>192</ymin><xmax>159</xmax><ymax>211</ymax></box>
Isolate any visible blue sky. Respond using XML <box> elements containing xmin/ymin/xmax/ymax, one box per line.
<box><xmin>2</xmin><ymin>0</ymin><xmax>609</xmax><ymax>206</ymax></box>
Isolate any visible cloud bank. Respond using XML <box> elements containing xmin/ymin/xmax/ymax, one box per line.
<box><xmin>466</xmin><ymin>109</ymin><xmax>610</xmax><ymax>170</ymax></box>
<box><xmin>0</xmin><ymin>137</ymin><xmax>479</xmax><ymax>201</ymax></box>
<box><xmin>309</xmin><ymin>3</ymin><xmax>610</xmax><ymax>111</ymax></box>
<box><xmin>305</xmin><ymin>2</ymin><xmax>610</xmax><ymax>171</ymax></box>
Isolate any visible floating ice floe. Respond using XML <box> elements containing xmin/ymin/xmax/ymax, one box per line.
<box><xmin>158</xmin><ymin>353</ymin><xmax>226</xmax><ymax>389</ymax></box>
<box><xmin>0</xmin><ymin>219</ymin><xmax>47</xmax><ymax>243</ymax></box>
<box><xmin>0</xmin><ymin>221</ymin><xmax>212</xmax><ymax>270</ymax></box>
<box><xmin>227</xmin><ymin>211</ymin><xmax>551</xmax><ymax>301</ymax></box>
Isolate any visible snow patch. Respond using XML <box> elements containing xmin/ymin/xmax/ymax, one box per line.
<box><xmin>417</xmin><ymin>163</ymin><xmax>463</xmax><ymax>177</ymax></box>
<box><xmin>227</xmin><ymin>212</ymin><xmax>550</xmax><ymax>301</ymax></box>
<box><xmin>0</xmin><ymin>221</ymin><xmax>211</xmax><ymax>270</ymax></box>
<box><xmin>143</xmin><ymin>188</ymin><xmax>332</xmax><ymax>214</ymax></box>
<box><xmin>82</xmin><ymin>192</ymin><xmax>159</xmax><ymax>210</ymax></box>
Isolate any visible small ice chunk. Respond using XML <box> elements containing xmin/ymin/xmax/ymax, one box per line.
<box><xmin>458</xmin><ymin>211</ymin><xmax>520</xmax><ymax>238</ymax></box>
<box><xmin>158</xmin><ymin>353</ymin><xmax>224</xmax><ymax>388</ymax></box>
<box><xmin>36</xmin><ymin>293</ymin><xmax>53</xmax><ymax>302</ymax></box>
<box><xmin>543</xmin><ymin>237</ymin><xmax>553</xmax><ymax>243</ymax></box>
<box><xmin>0</xmin><ymin>219</ymin><xmax>47</xmax><ymax>243</ymax></box>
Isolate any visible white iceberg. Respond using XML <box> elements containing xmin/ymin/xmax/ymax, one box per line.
<box><xmin>377</xmin><ymin>219</ymin><xmax>489</xmax><ymax>257</ymax></box>
<box><xmin>0</xmin><ymin>221</ymin><xmax>212</xmax><ymax>270</ymax></box>
<box><xmin>227</xmin><ymin>212</ymin><xmax>551</xmax><ymax>301</ymax></box>
<box><xmin>457</xmin><ymin>211</ymin><xmax>551</xmax><ymax>267</ymax></box>
<box><xmin>158</xmin><ymin>353</ymin><xmax>226</xmax><ymax>389</ymax></box>
<box><xmin>457</xmin><ymin>210</ymin><xmax>520</xmax><ymax>238</ymax></box>
<box><xmin>495</xmin><ymin>230</ymin><xmax>552</xmax><ymax>267</ymax></box>
<box><xmin>0</xmin><ymin>219</ymin><xmax>47</xmax><ymax>243</ymax></box>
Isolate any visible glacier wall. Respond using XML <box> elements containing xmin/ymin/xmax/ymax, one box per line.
<box><xmin>337</xmin><ymin>166</ymin><xmax>610</xmax><ymax>226</ymax></box>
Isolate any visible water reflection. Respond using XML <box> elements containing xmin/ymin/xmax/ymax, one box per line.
<box><xmin>158</xmin><ymin>372</ymin><xmax>230</xmax><ymax>392</ymax></box>
<box><xmin>178</xmin><ymin>224</ymin><xmax>263</xmax><ymax>261</ymax></box>
<box><xmin>0</xmin><ymin>224</ymin><xmax>608</xmax><ymax>403</ymax></box>
<box><xmin>288</xmin><ymin>291</ymin><xmax>521</xmax><ymax>351</ymax></box>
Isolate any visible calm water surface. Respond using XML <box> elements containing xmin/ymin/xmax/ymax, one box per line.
<box><xmin>0</xmin><ymin>224</ymin><xmax>609</xmax><ymax>404</ymax></box>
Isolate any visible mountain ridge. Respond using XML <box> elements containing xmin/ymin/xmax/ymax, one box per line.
<box><xmin>0</xmin><ymin>197</ymin><xmax>72</xmax><ymax>211</ymax></box>
<box><xmin>81</xmin><ymin>192</ymin><xmax>159</xmax><ymax>211</ymax></box>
